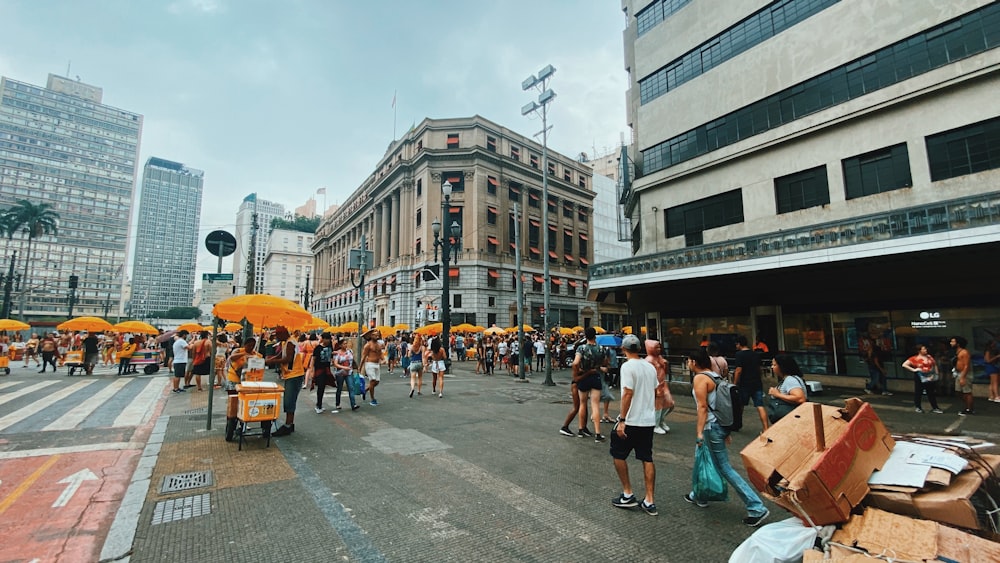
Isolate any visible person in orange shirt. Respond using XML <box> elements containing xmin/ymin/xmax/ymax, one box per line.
<box><xmin>118</xmin><ymin>337</ymin><xmax>137</xmax><ymax>376</ymax></box>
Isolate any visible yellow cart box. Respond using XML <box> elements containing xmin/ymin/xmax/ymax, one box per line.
<box><xmin>236</xmin><ymin>382</ymin><xmax>284</xmax><ymax>422</ymax></box>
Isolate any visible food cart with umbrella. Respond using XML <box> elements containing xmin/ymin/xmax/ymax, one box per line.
<box><xmin>113</xmin><ymin>321</ymin><xmax>162</xmax><ymax>374</ymax></box>
<box><xmin>56</xmin><ymin>317</ymin><xmax>114</xmax><ymax>375</ymax></box>
<box><xmin>0</xmin><ymin>319</ymin><xmax>31</xmax><ymax>371</ymax></box>
<box><xmin>211</xmin><ymin>294</ymin><xmax>312</xmax><ymax>448</ymax></box>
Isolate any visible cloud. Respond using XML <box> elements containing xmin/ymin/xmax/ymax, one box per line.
<box><xmin>167</xmin><ymin>0</ymin><xmax>224</xmax><ymax>15</ymax></box>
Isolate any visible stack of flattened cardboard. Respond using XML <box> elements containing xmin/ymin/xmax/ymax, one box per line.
<box><xmin>801</xmin><ymin>508</ymin><xmax>1000</xmax><ymax>562</ymax></box>
<box><xmin>740</xmin><ymin>399</ymin><xmax>895</xmax><ymax>526</ymax></box>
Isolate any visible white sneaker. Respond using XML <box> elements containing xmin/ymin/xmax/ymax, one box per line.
<box><xmin>660</xmin><ymin>424</ymin><xmax>670</xmax><ymax>433</ymax></box>
<box><xmin>314</xmin><ymin>407</ymin><xmax>324</xmax><ymax>414</ymax></box>
<box><xmin>653</xmin><ymin>427</ymin><xmax>667</xmax><ymax>435</ymax></box>
<box><xmin>329</xmin><ymin>408</ymin><xmax>339</xmax><ymax>413</ymax></box>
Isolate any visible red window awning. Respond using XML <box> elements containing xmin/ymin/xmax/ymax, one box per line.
<box><xmin>564</xmin><ymin>254</ymin><xmax>575</xmax><ymax>262</ymax></box>
<box><xmin>548</xmin><ymin>225</ymin><xmax>557</xmax><ymax>232</ymax></box>
<box><xmin>447</xmin><ymin>177</ymin><xmax>460</xmax><ymax>184</ymax></box>
<box><xmin>413</xmin><ymin>271</ymin><xmax>421</xmax><ymax>280</ymax></box>
<box><xmin>551</xmin><ymin>278</ymin><xmax>562</xmax><ymax>285</ymax></box>
<box><xmin>580</xmin><ymin>257</ymin><xmax>589</xmax><ymax>265</ymax></box>
<box><xmin>548</xmin><ymin>250</ymin><xmax>558</xmax><ymax>259</ymax></box>
<box><xmin>529</xmin><ymin>247</ymin><xmax>540</xmax><ymax>254</ymax></box>
<box><xmin>487</xmin><ymin>206</ymin><xmax>497</xmax><ymax>214</ymax></box>
<box><xmin>533</xmin><ymin>275</ymin><xmax>544</xmax><ymax>283</ymax></box>
<box><xmin>529</xmin><ymin>219</ymin><xmax>539</xmax><ymax>227</ymax></box>
<box><xmin>529</xmin><ymin>192</ymin><xmax>539</xmax><ymax>201</ymax></box>
<box><xmin>568</xmin><ymin>280</ymin><xmax>579</xmax><ymax>288</ymax></box>
<box><xmin>487</xmin><ymin>269</ymin><xmax>500</xmax><ymax>278</ymax></box>
<box><xmin>564</xmin><ymin>229</ymin><xmax>573</xmax><ymax>236</ymax></box>
<box><xmin>510</xmin><ymin>242</ymin><xmax>517</xmax><ymax>249</ymax></box>
<box><xmin>579</xmin><ymin>233</ymin><xmax>588</xmax><ymax>241</ymax></box>
<box><xmin>487</xmin><ymin>177</ymin><xmax>498</xmax><ymax>186</ymax></box>
<box><xmin>449</xmin><ymin>268</ymin><xmax>460</xmax><ymax>277</ymax></box>
<box><xmin>449</xmin><ymin>206</ymin><xmax>461</xmax><ymax>213</ymax></box>
<box><xmin>487</xmin><ymin>236</ymin><xmax>498</xmax><ymax>244</ymax></box>
<box><xmin>387</xmin><ymin>275</ymin><xmax>396</xmax><ymax>283</ymax></box>
<box><xmin>548</xmin><ymin>198</ymin><xmax>557</xmax><ymax>207</ymax></box>
<box><xmin>510</xmin><ymin>186</ymin><xmax>520</xmax><ymax>194</ymax></box>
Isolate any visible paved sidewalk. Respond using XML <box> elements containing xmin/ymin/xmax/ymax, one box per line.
<box><xmin>108</xmin><ymin>361</ymin><xmax>1000</xmax><ymax>562</ymax></box>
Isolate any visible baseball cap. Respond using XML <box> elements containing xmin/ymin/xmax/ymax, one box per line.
<box><xmin>622</xmin><ymin>334</ymin><xmax>642</xmax><ymax>352</ymax></box>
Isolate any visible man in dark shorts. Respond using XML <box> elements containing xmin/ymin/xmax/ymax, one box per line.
<box><xmin>171</xmin><ymin>330</ymin><xmax>191</xmax><ymax>393</ymax></box>
<box><xmin>82</xmin><ymin>331</ymin><xmax>100</xmax><ymax>376</ymax></box>
<box><xmin>610</xmin><ymin>334</ymin><xmax>659</xmax><ymax>515</ymax></box>
<box><xmin>733</xmin><ymin>335</ymin><xmax>767</xmax><ymax>432</ymax></box>
<box><xmin>573</xmin><ymin>327</ymin><xmax>609</xmax><ymax>442</ymax></box>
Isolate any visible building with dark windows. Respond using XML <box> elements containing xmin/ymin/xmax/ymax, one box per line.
<box><xmin>232</xmin><ymin>194</ymin><xmax>285</xmax><ymax>295</ymax></box>
<box><xmin>0</xmin><ymin>74</ymin><xmax>142</xmax><ymax>319</ymax></box>
<box><xmin>595</xmin><ymin>1</ymin><xmax>1000</xmax><ymax>384</ymax></box>
<box><xmin>129</xmin><ymin>158</ymin><xmax>203</xmax><ymax>318</ymax></box>
<box><xmin>311</xmin><ymin>116</ymin><xmax>595</xmax><ymax>330</ymax></box>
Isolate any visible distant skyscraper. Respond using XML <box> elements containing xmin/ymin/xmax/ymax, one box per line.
<box><xmin>0</xmin><ymin>74</ymin><xmax>142</xmax><ymax>318</ymax></box>
<box><xmin>233</xmin><ymin>194</ymin><xmax>285</xmax><ymax>294</ymax></box>
<box><xmin>130</xmin><ymin>158</ymin><xmax>203</xmax><ymax>317</ymax></box>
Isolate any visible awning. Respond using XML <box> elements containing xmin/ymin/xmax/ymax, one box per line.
<box><xmin>449</xmin><ymin>206</ymin><xmax>461</xmax><ymax>213</ymax></box>
<box><xmin>565</xmin><ymin>254</ymin><xmax>575</xmax><ymax>261</ymax></box>
<box><xmin>548</xmin><ymin>198</ymin><xmax>557</xmax><ymax>207</ymax></box>
<box><xmin>487</xmin><ymin>206</ymin><xmax>497</xmax><ymax>214</ymax></box>
<box><xmin>580</xmin><ymin>233</ymin><xmax>588</xmax><ymax>241</ymax></box>
<box><xmin>530</xmin><ymin>247</ymin><xmax>540</xmax><ymax>254</ymax></box>
<box><xmin>510</xmin><ymin>242</ymin><xmax>517</xmax><ymax>249</ymax></box>
<box><xmin>564</xmin><ymin>229</ymin><xmax>573</xmax><ymax>236</ymax></box>
<box><xmin>387</xmin><ymin>275</ymin><xmax>396</xmax><ymax>284</ymax></box>
<box><xmin>568</xmin><ymin>280</ymin><xmax>579</xmax><ymax>287</ymax></box>
<box><xmin>487</xmin><ymin>269</ymin><xmax>500</xmax><ymax>278</ymax></box>
<box><xmin>551</xmin><ymin>278</ymin><xmax>562</xmax><ymax>285</ymax></box>
<box><xmin>449</xmin><ymin>268</ymin><xmax>460</xmax><ymax>277</ymax></box>
<box><xmin>487</xmin><ymin>236</ymin><xmax>498</xmax><ymax>244</ymax></box>
<box><xmin>529</xmin><ymin>219</ymin><xmax>540</xmax><ymax>227</ymax></box>
<box><xmin>549</xmin><ymin>225</ymin><xmax>557</xmax><ymax>232</ymax></box>
<box><xmin>529</xmin><ymin>192</ymin><xmax>539</xmax><ymax>201</ymax></box>
<box><xmin>533</xmin><ymin>275</ymin><xmax>545</xmax><ymax>283</ymax></box>
<box><xmin>413</xmin><ymin>271</ymin><xmax>421</xmax><ymax>280</ymax></box>
<box><xmin>487</xmin><ymin>177</ymin><xmax>498</xmax><ymax>186</ymax></box>
<box><xmin>509</xmin><ymin>186</ymin><xmax>520</xmax><ymax>194</ymax></box>
<box><xmin>580</xmin><ymin>257</ymin><xmax>589</xmax><ymax>265</ymax></box>
<box><xmin>447</xmin><ymin>176</ymin><xmax>461</xmax><ymax>184</ymax></box>
<box><xmin>548</xmin><ymin>250</ymin><xmax>558</xmax><ymax>259</ymax></box>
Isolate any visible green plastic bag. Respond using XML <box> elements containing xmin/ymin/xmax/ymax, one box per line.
<box><xmin>692</xmin><ymin>442</ymin><xmax>728</xmax><ymax>502</ymax></box>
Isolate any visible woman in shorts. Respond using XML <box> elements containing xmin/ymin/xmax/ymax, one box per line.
<box><xmin>407</xmin><ymin>334</ymin><xmax>424</xmax><ymax>398</ymax></box>
<box><xmin>23</xmin><ymin>333</ymin><xmax>40</xmax><ymax>368</ymax></box>
<box><xmin>429</xmin><ymin>336</ymin><xmax>447</xmax><ymax>398</ymax></box>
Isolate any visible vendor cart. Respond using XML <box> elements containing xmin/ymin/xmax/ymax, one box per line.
<box><xmin>234</xmin><ymin>381</ymin><xmax>283</xmax><ymax>451</ymax></box>
<box><xmin>64</xmin><ymin>350</ymin><xmax>85</xmax><ymax>376</ymax></box>
<box><xmin>0</xmin><ymin>353</ymin><xmax>9</xmax><ymax>375</ymax></box>
<box><xmin>129</xmin><ymin>348</ymin><xmax>161</xmax><ymax>375</ymax></box>
<box><xmin>9</xmin><ymin>343</ymin><xmax>24</xmax><ymax>362</ymax></box>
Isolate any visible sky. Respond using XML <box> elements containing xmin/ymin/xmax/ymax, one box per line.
<box><xmin>0</xmin><ymin>0</ymin><xmax>627</xmax><ymax>282</ymax></box>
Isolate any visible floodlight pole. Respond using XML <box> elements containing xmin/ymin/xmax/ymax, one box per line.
<box><xmin>522</xmin><ymin>64</ymin><xmax>557</xmax><ymax>386</ymax></box>
<box><xmin>351</xmin><ymin>234</ymin><xmax>368</xmax><ymax>359</ymax></box>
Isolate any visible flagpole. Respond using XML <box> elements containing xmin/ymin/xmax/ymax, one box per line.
<box><xmin>392</xmin><ymin>90</ymin><xmax>397</xmax><ymax>140</ymax></box>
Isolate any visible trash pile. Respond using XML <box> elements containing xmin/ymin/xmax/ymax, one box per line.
<box><xmin>731</xmin><ymin>398</ymin><xmax>1000</xmax><ymax>562</ymax></box>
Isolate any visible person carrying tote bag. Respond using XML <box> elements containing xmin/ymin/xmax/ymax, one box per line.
<box><xmin>766</xmin><ymin>354</ymin><xmax>807</xmax><ymax>424</ymax></box>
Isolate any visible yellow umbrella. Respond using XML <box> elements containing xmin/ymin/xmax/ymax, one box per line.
<box><xmin>375</xmin><ymin>325</ymin><xmax>395</xmax><ymax>338</ymax></box>
<box><xmin>453</xmin><ymin>323</ymin><xmax>475</xmax><ymax>333</ymax></box>
<box><xmin>113</xmin><ymin>320</ymin><xmax>159</xmax><ymax>335</ymax></box>
<box><xmin>393</xmin><ymin>323</ymin><xmax>410</xmax><ymax>331</ymax></box>
<box><xmin>593</xmin><ymin>326</ymin><xmax>607</xmax><ymax>334</ymax></box>
<box><xmin>202</xmin><ymin>325</ymin><xmax>215</xmax><ymax>332</ymax></box>
<box><xmin>558</xmin><ymin>327</ymin><xmax>574</xmax><ymax>335</ymax></box>
<box><xmin>301</xmin><ymin>317</ymin><xmax>331</xmax><ymax>331</ymax></box>
<box><xmin>414</xmin><ymin>322</ymin><xmax>442</xmax><ymax>336</ymax></box>
<box><xmin>57</xmin><ymin>316</ymin><xmax>114</xmax><ymax>333</ymax></box>
<box><xmin>0</xmin><ymin>319</ymin><xmax>31</xmax><ymax>331</ymax></box>
<box><xmin>484</xmin><ymin>326</ymin><xmax>505</xmax><ymax>336</ymax></box>
<box><xmin>505</xmin><ymin>324</ymin><xmax>535</xmax><ymax>333</ymax></box>
<box><xmin>224</xmin><ymin>322</ymin><xmax>244</xmax><ymax>332</ymax></box>
<box><xmin>469</xmin><ymin>325</ymin><xmax>485</xmax><ymax>333</ymax></box>
<box><xmin>176</xmin><ymin>322</ymin><xmax>203</xmax><ymax>333</ymax></box>
<box><xmin>622</xmin><ymin>326</ymin><xmax>632</xmax><ymax>334</ymax></box>
<box><xmin>339</xmin><ymin>321</ymin><xmax>359</xmax><ymax>333</ymax></box>
<box><xmin>212</xmin><ymin>294</ymin><xmax>312</xmax><ymax>329</ymax></box>
<box><xmin>571</xmin><ymin>326</ymin><xmax>584</xmax><ymax>332</ymax></box>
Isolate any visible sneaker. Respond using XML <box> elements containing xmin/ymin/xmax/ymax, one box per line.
<box><xmin>600</xmin><ymin>417</ymin><xmax>613</xmax><ymax>424</ymax></box>
<box><xmin>559</xmin><ymin>426</ymin><xmax>574</xmax><ymax>437</ymax></box>
<box><xmin>914</xmin><ymin>407</ymin><xmax>924</xmax><ymax>413</ymax></box>
<box><xmin>370</xmin><ymin>400</ymin><xmax>378</xmax><ymax>406</ymax></box>
<box><xmin>640</xmin><ymin>501</ymin><xmax>658</xmax><ymax>516</ymax></box>
<box><xmin>660</xmin><ymin>424</ymin><xmax>670</xmax><ymax>433</ymax></box>
<box><xmin>959</xmin><ymin>409</ymin><xmax>974</xmax><ymax>416</ymax></box>
<box><xmin>594</xmin><ymin>433</ymin><xmax>606</xmax><ymax>443</ymax></box>
<box><xmin>611</xmin><ymin>493</ymin><xmax>638</xmax><ymax>509</ymax></box>
<box><xmin>315</xmin><ymin>407</ymin><xmax>324</xmax><ymax>414</ymax></box>
<box><xmin>329</xmin><ymin>409</ymin><xmax>339</xmax><ymax>414</ymax></box>
<box><xmin>578</xmin><ymin>427</ymin><xmax>594</xmax><ymax>438</ymax></box>
<box><xmin>409</xmin><ymin>389</ymin><xmax>415</xmax><ymax>398</ymax></box>
<box><xmin>743</xmin><ymin>510</ymin><xmax>770</xmax><ymax>527</ymax></box>
<box><xmin>653</xmin><ymin>427</ymin><xmax>667</xmax><ymax>435</ymax></box>
<box><xmin>272</xmin><ymin>425</ymin><xmax>293</xmax><ymax>437</ymax></box>
<box><xmin>683</xmin><ymin>493</ymin><xmax>708</xmax><ymax>508</ymax></box>
<box><xmin>931</xmin><ymin>408</ymin><xmax>944</xmax><ymax>414</ymax></box>
<box><xmin>351</xmin><ymin>404</ymin><xmax>360</xmax><ymax>411</ymax></box>
<box><xmin>881</xmin><ymin>391</ymin><xmax>893</xmax><ymax>396</ymax></box>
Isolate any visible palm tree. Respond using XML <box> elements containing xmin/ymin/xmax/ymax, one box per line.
<box><xmin>0</xmin><ymin>200</ymin><xmax>59</xmax><ymax>316</ymax></box>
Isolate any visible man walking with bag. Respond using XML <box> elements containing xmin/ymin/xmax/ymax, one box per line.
<box><xmin>610</xmin><ymin>334</ymin><xmax>659</xmax><ymax>515</ymax></box>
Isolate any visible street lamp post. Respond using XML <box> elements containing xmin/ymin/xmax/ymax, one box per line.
<box><xmin>432</xmin><ymin>181</ymin><xmax>461</xmax><ymax>357</ymax></box>
<box><xmin>522</xmin><ymin>64</ymin><xmax>557</xmax><ymax>386</ymax></box>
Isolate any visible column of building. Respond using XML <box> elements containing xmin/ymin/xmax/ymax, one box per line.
<box><xmin>390</xmin><ymin>190</ymin><xmax>400</xmax><ymax>261</ymax></box>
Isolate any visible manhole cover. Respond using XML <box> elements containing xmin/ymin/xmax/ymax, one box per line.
<box><xmin>151</xmin><ymin>493</ymin><xmax>211</xmax><ymax>525</ymax></box>
<box><xmin>161</xmin><ymin>471</ymin><xmax>214</xmax><ymax>494</ymax></box>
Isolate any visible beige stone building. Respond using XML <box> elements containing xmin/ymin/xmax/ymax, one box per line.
<box><xmin>596</xmin><ymin>0</ymin><xmax>1000</xmax><ymax>381</ymax></box>
<box><xmin>311</xmin><ymin>116</ymin><xmax>596</xmax><ymax>330</ymax></box>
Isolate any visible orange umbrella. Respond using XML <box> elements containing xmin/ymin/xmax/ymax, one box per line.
<box><xmin>484</xmin><ymin>326</ymin><xmax>505</xmax><ymax>336</ymax></box>
<box><xmin>414</xmin><ymin>323</ymin><xmax>442</xmax><ymax>336</ymax></box>
<box><xmin>57</xmin><ymin>316</ymin><xmax>114</xmax><ymax>333</ymax></box>
<box><xmin>176</xmin><ymin>322</ymin><xmax>203</xmax><ymax>333</ymax></box>
<box><xmin>0</xmin><ymin>319</ymin><xmax>31</xmax><ymax>331</ymax></box>
<box><xmin>113</xmin><ymin>320</ymin><xmax>159</xmax><ymax>335</ymax></box>
<box><xmin>224</xmin><ymin>322</ymin><xmax>244</xmax><ymax>332</ymax></box>
<box><xmin>212</xmin><ymin>294</ymin><xmax>312</xmax><ymax>329</ymax></box>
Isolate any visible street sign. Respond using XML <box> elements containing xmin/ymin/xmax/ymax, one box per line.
<box><xmin>348</xmin><ymin>249</ymin><xmax>375</xmax><ymax>270</ymax></box>
<box><xmin>205</xmin><ymin>230</ymin><xmax>237</xmax><ymax>257</ymax></box>
<box><xmin>202</xmin><ymin>273</ymin><xmax>234</xmax><ymax>282</ymax></box>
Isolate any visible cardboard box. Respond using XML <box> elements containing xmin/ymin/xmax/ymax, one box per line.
<box><xmin>865</xmin><ymin>454</ymin><xmax>1000</xmax><ymax>530</ymax></box>
<box><xmin>831</xmin><ymin>508</ymin><xmax>1000</xmax><ymax>562</ymax></box>
<box><xmin>238</xmin><ymin>392</ymin><xmax>282</xmax><ymax>422</ymax></box>
<box><xmin>740</xmin><ymin>399</ymin><xmax>895</xmax><ymax>526</ymax></box>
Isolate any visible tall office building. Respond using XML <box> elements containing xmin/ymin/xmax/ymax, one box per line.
<box><xmin>130</xmin><ymin>157</ymin><xmax>204</xmax><ymax>317</ymax></box>
<box><xmin>232</xmin><ymin>194</ymin><xmax>285</xmax><ymax>295</ymax></box>
<box><xmin>595</xmin><ymin>1</ymin><xmax>1000</xmax><ymax>380</ymax></box>
<box><xmin>263</xmin><ymin>228</ymin><xmax>314</xmax><ymax>302</ymax></box>
<box><xmin>0</xmin><ymin>74</ymin><xmax>142</xmax><ymax>319</ymax></box>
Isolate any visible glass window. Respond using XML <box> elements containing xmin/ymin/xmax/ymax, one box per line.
<box><xmin>926</xmin><ymin>115</ymin><xmax>1000</xmax><ymax>181</ymax></box>
<box><xmin>842</xmin><ymin>143</ymin><xmax>911</xmax><ymax>199</ymax></box>
<box><xmin>775</xmin><ymin>165</ymin><xmax>830</xmax><ymax>214</ymax></box>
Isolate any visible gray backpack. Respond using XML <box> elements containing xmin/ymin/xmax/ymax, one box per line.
<box><xmin>707</xmin><ymin>372</ymin><xmax>742</xmax><ymax>433</ymax></box>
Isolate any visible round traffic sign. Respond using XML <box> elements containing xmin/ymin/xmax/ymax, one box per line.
<box><xmin>205</xmin><ymin>230</ymin><xmax>237</xmax><ymax>257</ymax></box>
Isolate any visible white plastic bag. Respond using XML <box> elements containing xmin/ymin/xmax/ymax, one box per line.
<box><xmin>729</xmin><ymin>516</ymin><xmax>818</xmax><ymax>563</ymax></box>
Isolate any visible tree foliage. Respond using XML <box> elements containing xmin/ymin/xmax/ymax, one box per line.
<box><xmin>149</xmin><ymin>306</ymin><xmax>202</xmax><ymax>319</ymax></box>
<box><xmin>270</xmin><ymin>214</ymin><xmax>320</xmax><ymax>234</ymax></box>
<box><xmin>0</xmin><ymin>200</ymin><xmax>59</xmax><ymax>239</ymax></box>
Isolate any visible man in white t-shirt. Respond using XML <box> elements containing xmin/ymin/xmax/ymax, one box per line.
<box><xmin>534</xmin><ymin>338</ymin><xmax>546</xmax><ymax>371</ymax></box>
<box><xmin>171</xmin><ymin>330</ymin><xmax>191</xmax><ymax>394</ymax></box>
<box><xmin>610</xmin><ymin>334</ymin><xmax>659</xmax><ymax>516</ymax></box>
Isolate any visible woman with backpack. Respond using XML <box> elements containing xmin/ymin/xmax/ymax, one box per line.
<box><xmin>766</xmin><ymin>354</ymin><xmax>807</xmax><ymax>423</ymax></box>
<box><xmin>685</xmin><ymin>348</ymin><xmax>769</xmax><ymax>527</ymax></box>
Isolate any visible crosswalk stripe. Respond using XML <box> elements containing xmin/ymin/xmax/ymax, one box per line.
<box><xmin>43</xmin><ymin>378</ymin><xmax>131</xmax><ymax>431</ymax></box>
<box><xmin>0</xmin><ymin>380</ymin><xmax>98</xmax><ymax>432</ymax></box>
<box><xmin>0</xmin><ymin>382</ymin><xmax>20</xmax><ymax>391</ymax></box>
<box><xmin>0</xmin><ymin>381</ymin><xmax>59</xmax><ymax>407</ymax></box>
<box><xmin>112</xmin><ymin>378</ymin><xmax>166</xmax><ymax>428</ymax></box>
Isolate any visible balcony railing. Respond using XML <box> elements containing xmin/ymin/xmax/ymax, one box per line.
<box><xmin>590</xmin><ymin>191</ymin><xmax>1000</xmax><ymax>281</ymax></box>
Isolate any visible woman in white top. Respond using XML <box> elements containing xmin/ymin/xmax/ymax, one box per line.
<box><xmin>428</xmin><ymin>336</ymin><xmax>447</xmax><ymax>398</ymax></box>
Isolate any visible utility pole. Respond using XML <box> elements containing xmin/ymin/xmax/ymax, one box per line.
<box><xmin>514</xmin><ymin>203</ymin><xmax>526</xmax><ymax>381</ymax></box>
<box><xmin>245</xmin><ymin>210</ymin><xmax>258</xmax><ymax>295</ymax></box>
<box><xmin>302</xmin><ymin>272</ymin><xmax>310</xmax><ymax>310</ymax></box>
<box><xmin>67</xmin><ymin>274</ymin><xmax>78</xmax><ymax>319</ymax></box>
<box><xmin>350</xmin><ymin>234</ymin><xmax>368</xmax><ymax>359</ymax></box>
<box><xmin>1</xmin><ymin>251</ymin><xmax>15</xmax><ymax>319</ymax></box>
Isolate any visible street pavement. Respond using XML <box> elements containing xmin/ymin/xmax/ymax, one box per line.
<box><xmin>2</xmin><ymin>358</ymin><xmax>999</xmax><ymax>562</ymax></box>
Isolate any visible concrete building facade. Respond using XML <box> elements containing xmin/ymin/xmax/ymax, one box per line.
<box><xmin>232</xmin><ymin>194</ymin><xmax>285</xmax><ymax>295</ymax></box>
<box><xmin>597</xmin><ymin>0</ymin><xmax>1000</xmax><ymax>380</ymax></box>
<box><xmin>263</xmin><ymin>227</ymin><xmax>314</xmax><ymax>303</ymax></box>
<box><xmin>130</xmin><ymin>157</ymin><xmax>203</xmax><ymax>317</ymax></box>
<box><xmin>0</xmin><ymin>74</ymin><xmax>142</xmax><ymax>319</ymax></box>
<box><xmin>312</xmin><ymin>116</ymin><xmax>596</xmax><ymax>331</ymax></box>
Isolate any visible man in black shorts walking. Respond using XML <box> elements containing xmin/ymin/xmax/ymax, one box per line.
<box><xmin>610</xmin><ymin>334</ymin><xmax>659</xmax><ymax>515</ymax></box>
<box><xmin>573</xmin><ymin>327</ymin><xmax>609</xmax><ymax>442</ymax></box>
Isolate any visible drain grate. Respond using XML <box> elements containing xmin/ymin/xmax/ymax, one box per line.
<box><xmin>184</xmin><ymin>407</ymin><xmax>207</xmax><ymax>415</ymax></box>
<box><xmin>160</xmin><ymin>470</ymin><xmax>213</xmax><ymax>493</ymax></box>
<box><xmin>151</xmin><ymin>493</ymin><xmax>211</xmax><ymax>525</ymax></box>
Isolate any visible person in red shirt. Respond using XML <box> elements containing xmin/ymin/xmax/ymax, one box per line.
<box><xmin>903</xmin><ymin>345</ymin><xmax>942</xmax><ymax>414</ymax></box>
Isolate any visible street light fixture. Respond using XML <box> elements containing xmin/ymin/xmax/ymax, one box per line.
<box><xmin>522</xmin><ymin>64</ymin><xmax>557</xmax><ymax>386</ymax></box>
<box><xmin>432</xmin><ymin>181</ymin><xmax>461</xmax><ymax>356</ymax></box>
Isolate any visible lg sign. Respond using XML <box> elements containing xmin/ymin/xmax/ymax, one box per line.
<box><xmin>919</xmin><ymin>311</ymin><xmax>941</xmax><ymax>320</ymax></box>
